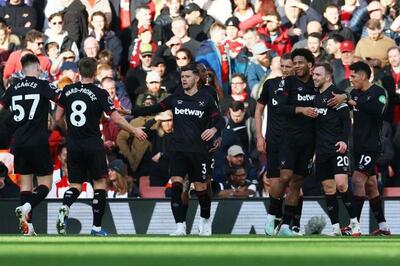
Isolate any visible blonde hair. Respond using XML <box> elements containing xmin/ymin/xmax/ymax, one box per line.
<box><xmin>107</xmin><ymin>171</ymin><xmax>129</xmax><ymax>195</ymax></box>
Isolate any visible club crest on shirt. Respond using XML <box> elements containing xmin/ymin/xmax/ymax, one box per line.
<box><xmin>177</xmin><ymin>100</ymin><xmax>183</xmax><ymax>104</ymax></box>
<box><xmin>198</xmin><ymin>101</ymin><xmax>205</xmax><ymax>107</ymax></box>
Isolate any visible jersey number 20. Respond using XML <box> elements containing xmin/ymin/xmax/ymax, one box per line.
<box><xmin>70</xmin><ymin>100</ymin><xmax>87</xmax><ymax>127</ymax></box>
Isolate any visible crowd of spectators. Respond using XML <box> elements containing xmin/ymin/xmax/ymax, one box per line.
<box><xmin>1</xmin><ymin>0</ymin><xmax>400</xmax><ymax>199</ymax></box>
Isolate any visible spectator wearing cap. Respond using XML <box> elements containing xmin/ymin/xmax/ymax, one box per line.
<box><xmin>224</xmin><ymin>16</ymin><xmax>244</xmax><ymax>59</ymax></box>
<box><xmin>196</xmin><ymin>22</ymin><xmax>232</xmax><ymax>94</ymax></box>
<box><xmin>0</xmin><ymin>0</ymin><xmax>37</xmax><ymax>38</ymax></box>
<box><xmin>107</xmin><ymin>159</ymin><xmax>131</xmax><ymax>198</ymax></box>
<box><xmin>128</xmin><ymin>25</ymin><xmax>157</xmax><ymax>69</ymax></box>
<box><xmin>331</xmin><ymin>40</ymin><xmax>356</xmax><ymax>90</ymax></box>
<box><xmin>0</xmin><ymin>161</ymin><xmax>19</xmax><ymax>198</ymax></box>
<box><xmin>151</xmin><ymin>56</ymin><xmax>179</xmax><ymax>93</ymax></box>
<box><xmin>246</xmin><ymin>42</ymin><xmax>271</xmax><ymax>91</ymax></box>
<box><xmin>217</xmin><ymin>166</ymin><xmax>257</xmax><ymax>198</ymax></box>
<box><xmin>233</xmin><ymin>0</ymin><xmax>254</xmax><ymax>22</ymax></box>
<box><xmin>213</xmin><ymin>144</ymin><xmax>257</xmax><ymax>183</ymax></box>
<box><xmin>89</xmin><ymin>11</ymin><xmax>123</xmax><ymax>67</ymax></box>
<box><xmin>307</xmin><ymin>32</ymin><xmax>329</xmax><ymax>64</ymax></box>
<box><xmin>154</xmin><ymin>0</ymin><xmax>183</xmax><ymax>44</ymax></box>
<box><xmin>185</xmin><ymin>3</ymin><xmax>215</xmax><ymax>42</ymax></box>
<box><xmin>355</xmin><ymin>18</ymin><xmax>395</xmax><ymax>68</ymax></box>
<box><xmin>170</xmin><ymin>17</ymin><xmax>200</xmax><ymax>57</ymax></box>
<box><xmin>125</xmin><ymin>43</ymin><xmax>154</xmax><ymax>103</ymax></box>
<box><xmin>193</xmin><ymin>0</ymin><xmax>232</xmax><ymax>25</ymax></box>
<box><xmin>135</xmin><ymin>70</ymin><xmax>170</xmax><ymax>107</ymax></box>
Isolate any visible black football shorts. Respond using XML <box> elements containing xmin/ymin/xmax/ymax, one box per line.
<box><xmin>67</xmin><ymin>144</ymin><xmax>108</xmax><ymax>184</ymax></box>
<box><xmin>170</xmin><ymin>151</ymin><xmax>210</xmax><ymax>183</ymax></box>
<box><xmin>316</xmin><ymin>153</ymin><xmax>351</xmax><ymax>181</ymax></box>
<box><xmin>14</xmin><ymin>144</ymin><xmax>53</xmax><ymax>176</ymax></box>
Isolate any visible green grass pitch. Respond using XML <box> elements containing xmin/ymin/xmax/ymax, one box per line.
<box><xmin>1</xmin><ymin>235</ymin><xmax>400</xmax><ymax>266</ymax></box>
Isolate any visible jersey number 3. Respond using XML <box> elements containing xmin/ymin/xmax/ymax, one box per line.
<box><xmin>11</xmin><ymin>94</ymin><xmax>40</xmax><ymax>122</ymax></box>
<box><xmin>70</xmin><ymin>100</ymin><xmax>87</xmax><ymax>127</ymax></box>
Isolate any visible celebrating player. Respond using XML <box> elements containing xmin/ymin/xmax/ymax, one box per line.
<box><xmin>313</xmin><ymin>63</ymin><xmax>361</xmax><ymax>236</ymax></box>
<box><xmin>348</xmin><ymin>61</ymin><xmax>391</xmax><ymax>235</ymax></box>
<box><xmin>0</xmin><ymin>54</ymin><xmax>59</xmax><ymax>235</ymax></box>
<box><xmin>55</xmin><ymin>57</ymin><xmax>147</xmax><ymax>236</ymax></box>
<box><xmin>132</xmin><ymin>63</ymin><xmax>225</xmax><ymax>236</ymax></box>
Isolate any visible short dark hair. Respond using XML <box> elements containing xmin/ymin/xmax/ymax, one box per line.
<box><xmin>230</xmin><ymin>100</ymin><xmax>245</xmax><ymax>111</ymax></box>
<box><xmin>231</xmin><ymin>73</ymin><xmax>247</xmax><ymax>83</ymax></box>
<box><xmin>180</xmin><ymin>63</ymin><xmax>199</xmax><ymax>75</ymax></box>
<box><xmin>291</xmin><ymin>48</ymin><xmax>315</xmax><ymax>66</ymax></box>
<box><xmin>349</xmin><ymin>61</ymin><xmax>372</xmax><ymax>79</ymax></box>
<box><xmin>308</xmin><ymin>32</ymin><xmax>322</xmax><ymax>40</ymax></box>
<box><xmin>79</xmin><ymin>57</ymin><xmax>97</xmax><ymax>78</ymax></box>
<box><xmin>281</xmin><ymin>53</ymin><xmax>292</xmax><ymax>61</ymax></box>
<box><xmin>327</xmin><ymin>33</ymin><xmax>344</xmax><ymax>43</ymax></box>
<box><xmin>21</xmin><ymin>54</ymin><xmax>40</xmax><ymax>69</ymax></box>
<box><xmin>314</xmin><ymin>62</ymin><xmax>333</xmax><ymax>76</ymax></box>
<box><xmin>48</xmin><ymin>11</ymin><xmax>64</xmax><ymax>22</ymax></box>
<box><xmin>228</xmin><ymin>165</ymin><xmax>246</xmax><ymax>177</ymax></box>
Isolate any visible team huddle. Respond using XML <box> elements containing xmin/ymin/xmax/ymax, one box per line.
<box><xmin>256</xmin><ymin>49</ymin><xmax>390</xmax><ymax>236</ymax></box>
<box><xmin>0</xmin><ymin>48</ymin><xmax>391</xmax><ymax>236</ymax></box>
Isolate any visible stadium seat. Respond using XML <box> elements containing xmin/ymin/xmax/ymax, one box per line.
<box><xmin>383</xmin><ymin>187</ymin><xmax>400</xmax><ymax>197</ymax></box>
<box><xmin>139</xmin><ymin>176</ymin><xmax>166</xmax><ymax>198</ymax></box>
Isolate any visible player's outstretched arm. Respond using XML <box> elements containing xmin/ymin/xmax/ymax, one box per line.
<box><xmin>110</xmin><ymin>111</ymin><xmax>147</xmax><ymax>141</ymax></box>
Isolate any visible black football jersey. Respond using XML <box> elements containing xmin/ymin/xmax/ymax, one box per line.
<box><xmin>134</xmin><ymin>89</ymin><xmax>224</xmax><ymax>153</ymax></box>
<box><xmin>351</xmin><ymin>84</ymin><xmax>387</xmax><ymax>153</ymax></box>
<box><xmin>257</xmin><ymin>77</ymin><xmax>287</xmax><ymax>145</ymax></box>
<box><xmin>58</xmin><ymin>82</ymin><xmax>116</xmax><ymax>144</ymax></box>
<box><xmin>0</xmin><ymin>77</ymin><xmax>58</xmax><ymax>147</ymax></box>
<box><xmin>275</xmin><ymin>75</ymin><xmax>316</xmax><ymax>144</ymax></box>
<box><xmin>314</xmin><ymin>84</ymin><xmax>351</xmax><ymax>156</ymax></box>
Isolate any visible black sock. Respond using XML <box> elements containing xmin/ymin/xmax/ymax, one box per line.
<box><xmin>171</xmin><ymin>182</ymin><xmax>184</xmax><ymax>223</ymax></box>
<box><xmin>269</xmin><ymin>196</ymin><xmax>282</xmax><ymax>216</ymax></box>
<box><xmin>354</xmin><ymin>196</ymin><xmax>365</xmax><ymax>221</ymax></box>
<box><xmin>92</xmin><ymin>189</ymin><xmax>106</xmax><ymax>227</ymax></box>
<box><xmin>293</xmin><ymin>196</ymin><xmax>303</xmax><ymax>228</ymax></box>
<box><xmin>62</xmin><ymin>187</ymin><xmax>80</xmax><ymax>207</ymax></box>
<box><xmin>282</xmin><ymin>205</ymin><xmax>296</xmax><ymax>225</ymax></box>
<box><xmin>274</xmin><ymin>198</ymin><xmax>283</xmax><ymax>228</ymax></box>
<box><xmin>27</xmin><ymin>185</ymin><xmax>49</xmax><ymax>209</ymax></box>
<box><xmin>340</xmin><ymin>189</ymin><xmax>357</xmax><ymax>220</ymax></box>
<box><xmin>369</xmin><ymin>196</ymin><xmax>386</xmax><ymax>223</ymax></box>
<box><xmin>196</xmin><ymin>189</ymin><xmax>211</xmax><ymax>219</ymax></box>
<box><xmin>325</xmin><ymin>193</ymin><xmax>339</xmax><ymax>225</ymax></box>
<box><xmin>20</xmin><ymin>191</ymin><xmax>32</xmax><ymax>222</ymax></box>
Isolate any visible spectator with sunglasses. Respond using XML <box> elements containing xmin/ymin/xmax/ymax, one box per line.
<box><xmin>44</xmin><ymin>12</ymin><xmax>79</xmax><ymax>61</ymax></box>
<box><xmin>3</xmin><ymin>29</ymin><xmax>51</xmax><ymax>88</ymax></box>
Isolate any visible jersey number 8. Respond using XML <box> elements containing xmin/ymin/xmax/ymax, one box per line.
<box><xmin>70</xmin><ymin>100</ymin><xmax>87</xmax><ymax>127</ymax></box>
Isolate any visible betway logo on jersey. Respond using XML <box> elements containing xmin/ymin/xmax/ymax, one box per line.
<box><xmin>174</xmin><ymin>107</ymin><xmax>204</xmax><ymax>118</ymax></box>
<box><xmin>297</xmin><ymin>94</ymin><xmax>315</xmax><ymax>102</ymax></box>
<box><xmin>315</xmin><ymin>108</ymin><xmax>327</xmax><ymax>115</ymax></box>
